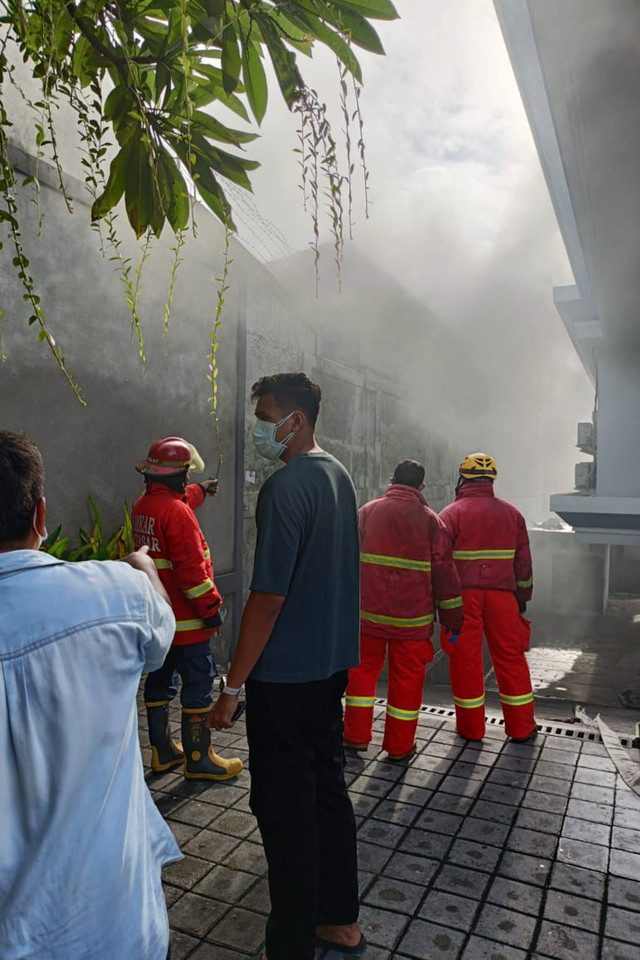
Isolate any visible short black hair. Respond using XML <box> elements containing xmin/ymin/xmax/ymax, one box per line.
<box><xmin>392</xmin><ymin>459</ymin><xmax>425</xmax><ymax>489</ymax></box>
<box><xmin>0</xmin><ymin>431</ymin><xmax>45</xmax><ymax>544</ymax></box>
<box><xmin>251</xmin><ymin>372</ymin><xmax>322</xmax><ymax>427</ymax></box>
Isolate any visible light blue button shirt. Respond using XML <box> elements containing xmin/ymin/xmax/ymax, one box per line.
<box><xmin>0</xmin><ymin>551</ymin><xmax>182</xmax><ymax>960</ymax></box>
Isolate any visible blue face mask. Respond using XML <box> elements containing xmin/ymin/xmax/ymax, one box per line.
<box><xmin>252</xmin><ymin>412</ymin><xmax>296</xmax><ymax>461</ymax></box>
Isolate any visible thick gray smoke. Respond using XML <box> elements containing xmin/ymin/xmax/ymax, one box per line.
<box><xmin>240</xmin><ymin>1</ymin><xmax>593</xmax><ymax>521</ymax></box>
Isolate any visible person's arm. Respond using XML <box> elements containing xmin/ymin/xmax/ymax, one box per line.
<box><xmin>429</xmin><ymin>513</ymin><xmax>463</xmax><ymax>632</ymax></box>
<box><xmin>164</xmin><ymin>504</ymin><xmax>223</xmax><ymax>621</ymax></box>
<box><xmin>124</xmin><ymin>545</ymin><xmax>171</xmax><ymax>606</ymax></box>
<box><xmin>514</xmin><ymin>511</ymin><xmax>533</xmax><ymax>607</ymax></box>
<box><xmin>123</xmin><ymin>547</ymin><xmax>176</xmax><ymax>672</ymax></box>
<box><xmin>206</xmin><ymin>590</ymin><xmax>285</xmax><ymax>730</ymax></box>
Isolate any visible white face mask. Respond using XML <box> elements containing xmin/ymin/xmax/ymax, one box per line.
<box><xmin>252</xmin><ymin>412</ymin><xmax>296</xmax><ymax>461</ymax></box>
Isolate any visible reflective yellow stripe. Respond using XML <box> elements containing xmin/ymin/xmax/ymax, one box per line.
<box><xmin>386</xmin><ymin>704</ymin><xmax>420</xmax><ymax>721</ymax></box>
<box><xmin>361</xmin><ymin>610</ymin><xmax>435</xmax><ymax>628</ymax></box>
<box><xmin>184</xmin><ymin>578</ymin><xmax>214</xmax><ymax>600</ymax></box>
<box><xmin>361</xmin><ymin>552</ymin><xmax>431</xmax><ymax>572</ymax></box>
<box><xmin>517</xmin><ymin>577</ymin><xmax>533</xmax><ymax>589</ymax></box>
<box><xmin>176</xmin><ymin>618</ymin><xmax>205</xmax><ymax>632</ymax></box>
<box><xmin>203</xmin><ymin>548</ymin><xmax>211</xmax><ymax>561</ymax></box>
<box><xmin>499</xmin><ymin>691</ymin><xmax>534</xmax><ymax>706</ymax></box>
<box><xmin>453</xmin><ymin>694</ymin><xmax>486</xmax><ymax>709</ymax></box>
<box><xmin>452</xmin><ymin>549</ymin><xmax>516</xmax><ymax>560</ymax></box>
<box><xmin>439</xmin><ymin>596</ymin><xmax>463</xmax><ymax>610</ymax></box>
<box><xmin>346</xmin><ymin>695</ymin><xmax>376</xmax><ymax>708</ymax></box>
<box><xmin>153</xmin><ymin>558</ymin><xmax>173</xmax><ymax>570</ymax></box>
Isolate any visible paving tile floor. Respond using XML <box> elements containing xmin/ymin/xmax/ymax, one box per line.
<box><xmin>140</xmin><ymin>699</ymin><xmax>640</xmax><ymax>960</ymax></box>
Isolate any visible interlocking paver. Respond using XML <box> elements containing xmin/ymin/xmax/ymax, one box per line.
<box><xmin>206</xmin><ymin>907</ymin><xmax>265</xmax><ymax>954</ymax></box>
<box><xmin>614</xmin><ymin>806</ymin><xmax>640</xmax><ymax>829</ymax></box>
<box><xmin>351</xmin><ymin>792</ymin><xmax>381</xmax><ymax>817</ymax></box>
<box><xmin>429</xmin><ymin>793</ymin><xmax>476</xmax><ymax>815</ymax></box>
<box><xmin>565</xmin><ymin>798</ymin><xmax>613</xmax><ymax>825</ymax></box>
<box><xmin>400</xmin><ymin>828</ymin><xmax>453</xmax><ymax>860</ymax></box>
<box><xmin>549</xmin><ymin>861</ymin><xmax>606</xmax><ymax>900</ymax></box>
<box><xmin>448</xmin><ymin>761</ymin><xmax>490</xmax><ymax>781</ymax></box>
<box><xmin>540</xmin><ymin>746</ymin><xmax>580</xmax><ymax>765</ymax></box>
<box><xmin>168</xmin><ymin>892</ymin><xmax>228</xmax><ymax>937</ymax></box>
<box><xmin>557</xmin><ymin>836</ymin><xmax>609</xmax><ymax>872</ymax></box>
<box><xmin>474</xmin><ymin>903</ymin><xmax>537</xmax><ymax>948</ymax></box>
<box><xmin>515</xmin><ymin>807</ymin><xmax>563</xmax><ymax>835</ymax></box>
<box><xmin>358</xmin><ymin>905</ymin><xmax>409</xmax><ymax>949</ymax></box>
<box><xmin>189</xmin><ymin>944</ymin><xmax>249</xmax><ymax>960</ymax></box>
<box><xmin>163</xmin><ymin>883</ymin><xmax>185</xmax><ymax>908</ymax></box>
<box><xmin>169</xmin><ymin>929</ymin><xmax>201</xmax><ymax>960</ymax></box>
<box><xmin>434</xmin><ymin>864</ymin><xmax>491</xmax><ymax>900</ymax></box>
<box><xmin>163</xmin><ymin>855</ymin><xmax>214</xmax><ymax>890</ymax></box>
<box><xmin>507</xmin><ymin>826</ymin><xmax>557</xmax><ymax>859</ymax></box>
<box><xmin>608</xmin><ymin>876</ymin><xmax>640</xmax><ymax>912</ymax></box>
<box><xmin>350</xmin><ymin>775</ymin><xmax>392</xmax><ymax>798</ymax></box>
<box><xmin>534</xmin><ymin>760</ymin><xmax>576</xmax><ymax>780</ymax></box>
<box><xmin>472</xmin><ymin>800</ymin><xmax>518</xmax><ymax>825</ymax></box>
<box><xmin>616</xmin><ymin>789</ymin><xmax>640</xmax><ymax>811</ymax></box>
<box><xmin>487</xmin><ymin>768</ymin><xmax>530</xmax><ymax>789</ymax></box>
<box><xmin>411</xmin><ymin>754</ymin><xmax>454</xmax><ymax>775</ymax></box>
<box><xmin>447</xmin><ymin>838</ymin><xmax>501</xmax><ymax>872</ymax></box>
<box><xmin>370</xmin><ymin>799</ymin><xmax>419</xmax><ymax>826</ymax></box>
<box><xmin>527</xmin><ymin>776</ymin><xmax>571</xmax><ymax>798</ymax></box>
<box><xmin>183</xmin><ymin>830</ymin><xmax>241</xmax><ymax>863</ymax></box>
<box><xmin>461</xmin><ymin>936</ymin><xmax>526</xmax><ymax>960</ymax></box>
<box><xmin>486</xmin><ymin>876</ymin><xmax>543</xmax><ymax>916</ymax></box>
<box><xmin>239</xmin><ymin>877</ymin><xmax>270</xmax><ymax>915</ymax></box>
<box><xmin>578</xmin><ymin>754</ymin><xmax>616</xmax><ymax>772</ymax></box>
<box><xmin>574</xmin><ymin>765</ymin><xmax>617</xmax><ymax>788</ymax></box>
<box><xmin>194</xmin><ymin>865</ymin><xmax>257</xmax><ymax>903</ymax></box>
<box><xmin>357</xmin><ymin>840</ymin><xmax>393</xmax><ymax>874</ymax></box>
<box><xmin>612</xmin><ymin>826</ymin><xmax>640</xmax><ymax>854</ymax></box>
<box><xmin>364</xmin><ymin>877</ymin><xmax>424</xmax><ymax>915</ymax></box>
<box><xmin>561</xmin><ymin>816</ymin><xmax>611</xmax><ymax>846</ymax></box>
<box><xmin>535</xmin><ymin>920</ymin><xmax>599</xmax><ymax>960</ymax></box>
<box><xmin>170</xmin><ymin>821</ymin><xmax>202</xmax><ymax>847</ymax></box>
<box><xmin>571</xmin><ymin>781</ymin><xmax>615</xmax><ymax>804</ymax></box>
<box><xmin>479</xmin><ymin>783</ymin><xmax>525</xmax><ymax>806</ymax></box>
<box><xmin>210</xmin><ymin>810</ymin><xmax>258</xmax><ymax>839</ymax></box>
<box><xmin>414</xmin><ymin>809</ymin><xmax>463</xmax><ymax>835</ymax></box>
<box><xmin>171</xmin><ymin>800</ymin><xmax>224</xmax><ymax>829</ymax></box>
<box><xmin>221</xmin><ymin>840</ymin><xmax>267</xmax><ymax>876</ymax></box>
<box><xmin>494</xmin><ymin>754</ymin><xmax>537</xmax><ymax>774</ymax></box>
<box><xmin>398</xmin><ymin>918</ymin><xmax>466</xmax><ymax>960</ymax></box>
<box><xmin>419</xmin><ymin>889</ymin><xmax>479</xmax><ymax>931</ymax></box>
<box><xmin>383</xmin><ymin>851</ymin><xmax>439</xmax><ymax>885</ymax></box>
<box><xmin>458</xmin><ymin>818</ymin><xmax>510</xmax><ymax>847</ymax></box>
<box><xmin>543</xmin><ymin>890</ymin><xmax>601</xmax><ymax>932</ymax></box>
<box><xmin>498</xmin><ymin>851</ymin><xmax>551</xmax><ymax>887</ymax></box>
<box><xmin>602</xmin><ymin>939</ymin><xmax>640</xmax><ymax>960</ymax></box>
<box><xmin>605</xmin><ymin>905</ymin><xmax>640</xmax><ymax>945</ymax></box>
<box><xmin>358</xmin><ymin>820</ymin><xmax>406</xmax><ymax>849</ymax></box>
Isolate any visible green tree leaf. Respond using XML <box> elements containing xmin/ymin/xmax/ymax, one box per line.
<box><xmin>240</xmin><ymin>33</ymin><xmax>268</xmax><ymax>125</ymax></box>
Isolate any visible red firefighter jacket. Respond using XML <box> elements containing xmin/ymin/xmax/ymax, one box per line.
<box><xmin>439</xmin><ymin>481</ymin><xmax>533</xmax><ymax>602</ymax></box>
<box><xmin>132</xmin><ymin>481</ymin><xmax>222</xmax><ymax>645</ymax></box>
<box><xmin>359</xmin><ymin>484</ymin><xmax>463</xmax><ymax>641</ymax></box>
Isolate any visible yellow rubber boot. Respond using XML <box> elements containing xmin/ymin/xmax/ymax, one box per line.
<box><xmin>146</xmin><ymin>702</ymin><xmax>185</xmax><ymax>773</ymax></box>
<box><xmin>182</xmin><ymin>710</ymin><xmax>243</xmax><ymax>781</ymax></box>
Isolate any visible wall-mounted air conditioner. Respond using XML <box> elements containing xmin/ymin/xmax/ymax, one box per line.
<box><xmin>577</xmin><ymin>422</ymin><xmax>595</xmax><ymax>455</ymax></box>
<box><xmin>575</xmin><ymin>461</ymin><xmax>596</xmax><ymax>491</ymax></box>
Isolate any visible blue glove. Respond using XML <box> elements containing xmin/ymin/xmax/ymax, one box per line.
<box><xmin>449</xmin><ymin>629</ymin><xmax>461</xmax><ymax>645</ymax></box>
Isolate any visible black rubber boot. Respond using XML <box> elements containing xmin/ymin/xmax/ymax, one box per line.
<box><xmin>182</xmin><ymin>710</ymin><xmax>244</xmax><ymax>781</ymax></box>
<box><xmin>146</xmin><ymin>701</ymin><xmax>184</xmax><ymax>773</ymax></box>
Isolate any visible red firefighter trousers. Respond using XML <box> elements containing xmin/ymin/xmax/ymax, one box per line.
<box><xmin>344</xmin><ymin>632</ymin><xmax>432</xmax><ymax>756</ymax></box>
<box><xmin>445</xmin><ymin>588</ymin><xmax>535</xmax><ymax>741</ymax></box>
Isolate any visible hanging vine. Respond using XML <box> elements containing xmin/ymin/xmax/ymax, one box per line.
<box><xmin>207</xmin><ymin>216</ymin><xmax>233</xmax><ymax>477</ymax></box>
<box><xmin>0</xmin><ymin>0</ymin><xmax>398</xmax><ymax>402</ymax></box>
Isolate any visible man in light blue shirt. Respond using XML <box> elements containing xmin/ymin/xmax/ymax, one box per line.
<box><xmin>0</xmin><ymin>431</ymin><xmax>181</xmax><ymax>960</ymax></box>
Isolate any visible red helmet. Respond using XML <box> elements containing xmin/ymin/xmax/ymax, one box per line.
<box><xmin>136</xmin><ymin>437</ymin><xmax>193</xmax><ymax>476</ymax></box>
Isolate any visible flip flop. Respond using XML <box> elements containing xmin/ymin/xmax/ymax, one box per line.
<box><xmin>315</xmin><ymin>933</ymin><xmax>367</xmax><ymax>955</ymax></box>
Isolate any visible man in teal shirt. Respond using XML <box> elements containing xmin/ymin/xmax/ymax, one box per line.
<box><xmin>208</xmin><ymin>372</ymin><xmax>364</xmax><ymax>960</ymax></box>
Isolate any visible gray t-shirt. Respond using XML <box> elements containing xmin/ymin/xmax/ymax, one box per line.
<box><xmin>249</xmin><ymin>452</ymin><xmax>360</xmax><ymax>683</ymax></box>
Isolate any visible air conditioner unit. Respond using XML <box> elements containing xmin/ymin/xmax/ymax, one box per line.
<box><xmin>575</xmin><ymin>461</ymin><xmax>596</xmax><ymax>491</ymax></box>
<box><xmin>577</xmin><ymin>422</ymin><xmax>595</xmax><ymax>455</ymax></box>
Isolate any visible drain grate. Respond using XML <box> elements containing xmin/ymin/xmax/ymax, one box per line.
<box><xmin>371</xmin><ymin>698</ymin><xmax>634</xmax><ymax>747</ymax></box>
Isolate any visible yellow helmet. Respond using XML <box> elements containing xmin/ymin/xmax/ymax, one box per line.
<box><xmin>459</xmin><ymin>452</ymin><xmax>498</xmax><ymax>481</ymax></box>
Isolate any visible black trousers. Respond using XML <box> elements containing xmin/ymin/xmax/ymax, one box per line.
<box><xmin>246</xmin><ymin>671</ymin><xmax>359</xmax><ymax>960</ymax></box>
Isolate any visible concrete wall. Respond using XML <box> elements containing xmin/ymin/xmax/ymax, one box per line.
<box><xmin>528</xmin><ymin>528</ymin><xmax>608</xmax><ymax>615</ymax></box>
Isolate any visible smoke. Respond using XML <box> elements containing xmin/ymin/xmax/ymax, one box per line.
<box><xmin>238</xmin><ymin>0</ymin><xmax>593</xmax><ymax>521</ymax></box>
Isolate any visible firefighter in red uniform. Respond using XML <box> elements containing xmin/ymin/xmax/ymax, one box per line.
<box><xmin>440</xmin><ymin>453</ymin><xmax>536</xmax><ymax>743</ymax></box>
<box><xmin>343</xmin><ymin>460</ymin><xmax>463</xmax><ymax>760</ymax></box>
<box><xmin>133</xmin><ymin>437</ymin><xmax>243</xmax><ymax>781</ymax></box>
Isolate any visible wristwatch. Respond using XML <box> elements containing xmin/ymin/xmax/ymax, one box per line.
<box><xmin>219</xmin><ymin>677</ymin><xmax>242</xmax><ymax>697</ymax></box>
